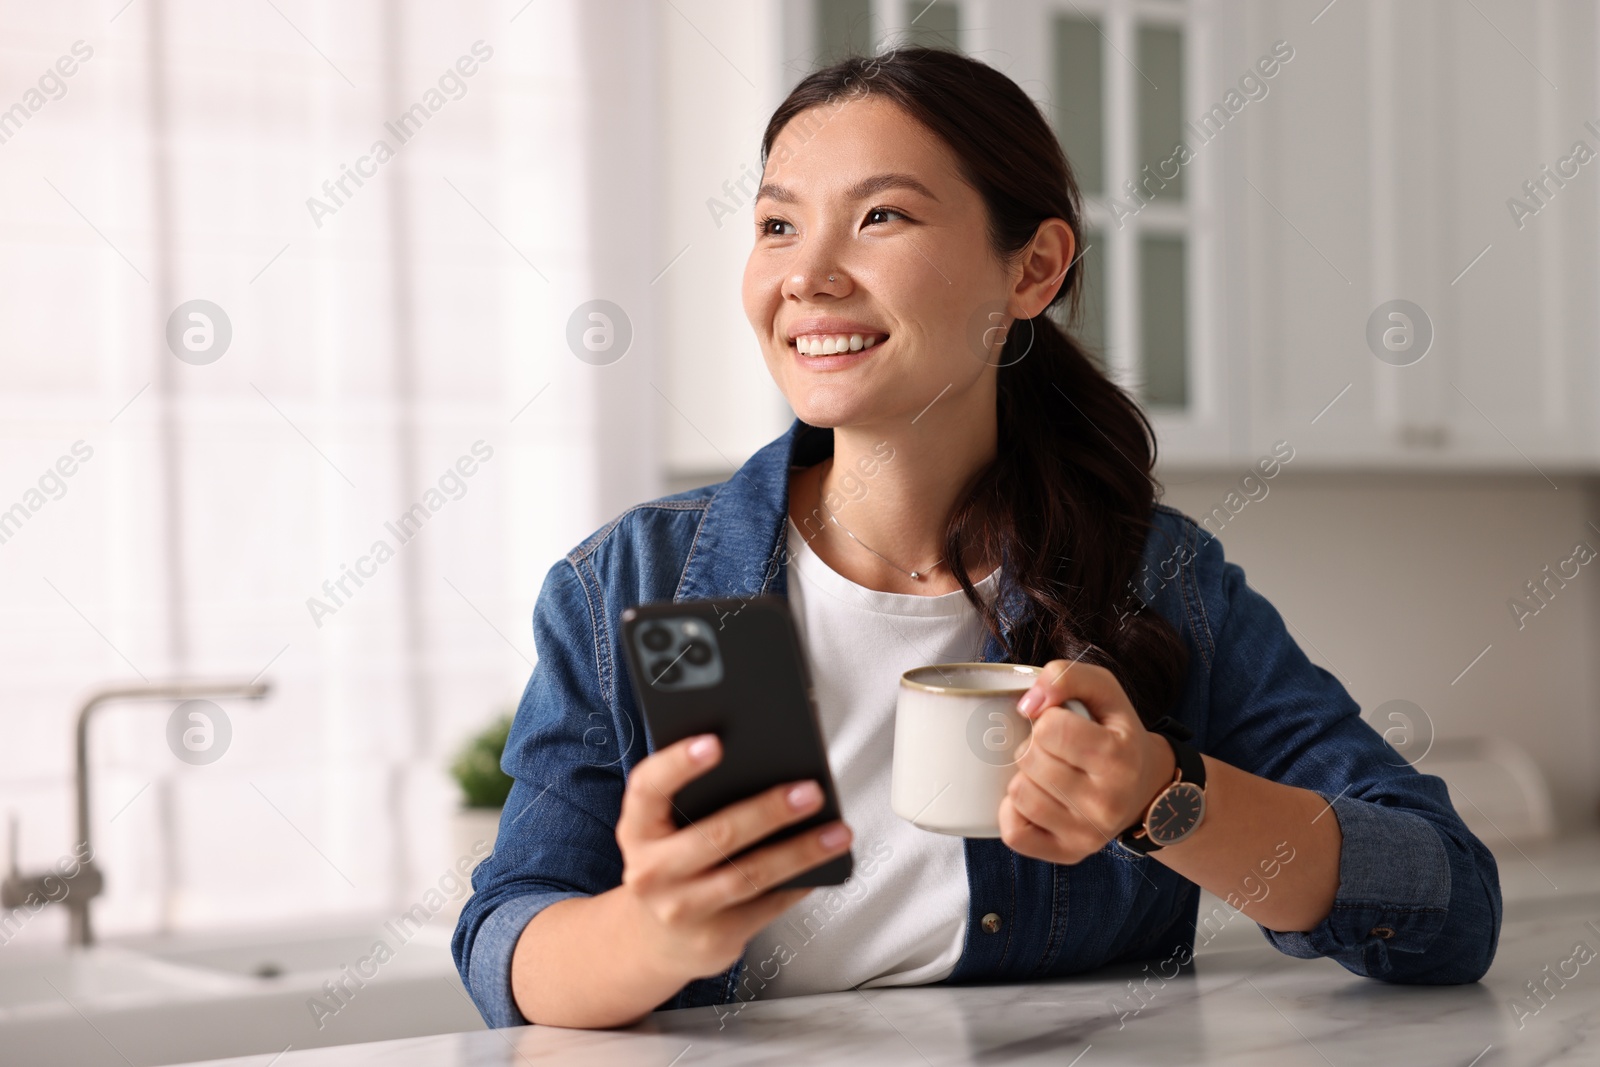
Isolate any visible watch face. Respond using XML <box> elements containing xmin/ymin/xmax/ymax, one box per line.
<box><xmin>1146</xmin><ymin>782</ymin><xmax>1205</xmax><ymax>846</ymax></box>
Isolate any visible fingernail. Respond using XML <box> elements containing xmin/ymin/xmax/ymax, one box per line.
<box><xmin>1016</xmin><ymin>688</ymin><xmax>1043</xmax><ymax>718</ymax></box>
<box><xmin>819</xmin><ymin>823</ymin><xmax>850</xmax><ymax>848</ymax></box>
<box><xmin>787</xmin><ymin>781</ymin><xmax>822</xmax><ymax>809</ymax></box>
<box><xmin>688</xmin><ymin>735</ymin><xmax>718</xmax><ymax>762</ymax></box>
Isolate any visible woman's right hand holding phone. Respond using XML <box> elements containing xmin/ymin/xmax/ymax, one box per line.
<box><xmin>616</xmin><ymin>732</ymin><xmax>853</xmax><ymax>983</ymax></box>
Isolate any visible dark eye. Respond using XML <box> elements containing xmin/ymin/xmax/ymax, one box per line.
<box><xmin>758</xmin><ymin>215</ymin><xmax>794</xmax><ymax>236</ymax></box>
<box><xmin>865</xmin><ymin>207</ymin><xmax>906</xmax><ymax>226</ymax></box>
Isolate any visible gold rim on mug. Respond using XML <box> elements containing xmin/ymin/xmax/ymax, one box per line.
<box><xmin>898</xmin><ymin>662</ymin><xmax>1041</xmax><ymax>695</ymax></box>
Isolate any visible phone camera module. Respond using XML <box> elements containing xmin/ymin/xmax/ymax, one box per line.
<box><xmin>632</xmin><ymin>615</ymin><xmax>723</xmax><ymax>691</ymax></box>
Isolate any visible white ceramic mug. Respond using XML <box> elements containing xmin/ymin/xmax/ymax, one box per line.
<box><xmin>890</xmin><ymin>662</ymin><xmax>1089</xmax><ymax>837</ymax></box>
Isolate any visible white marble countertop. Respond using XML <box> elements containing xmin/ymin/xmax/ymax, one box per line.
<box><xmin>184</xmin><ymin>885</ymin><xmax>1600</xmax><ymax>1067</ymax></box>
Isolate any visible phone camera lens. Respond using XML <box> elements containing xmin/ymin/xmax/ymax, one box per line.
<box><xmin>648</xmin><ymin>658</ymin><xmax>682</xmax><ymax>685</ymax></box>
<box><xmin>641</xmin><ymin>625</ymin><xmax>673</xmax><ymax>652</ymax></box>
<box><xmin>681</xmin><ymin>639</ymin><xmax>712</xmax><ymax>666</ymax></box>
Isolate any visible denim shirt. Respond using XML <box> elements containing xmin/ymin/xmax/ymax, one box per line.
<box><xmin>452</xmin><ymin>417</ymin><xmax>1502</xmax><ymax>1028</ymax></box>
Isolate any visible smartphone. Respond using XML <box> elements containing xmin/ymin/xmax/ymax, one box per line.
<box><xmin>619</xmin><ymin>594</ymin><xmax>852</xmax><ymax>889</ymax></box>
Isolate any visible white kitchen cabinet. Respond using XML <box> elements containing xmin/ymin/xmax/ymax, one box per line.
<box><xmin>1237</xmin><ymin>0</ymin><xmax>1598</xmax><ymax>471</ymax></box>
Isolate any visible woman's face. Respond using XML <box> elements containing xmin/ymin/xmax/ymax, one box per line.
<box><xmin>742</xmin><ymin>95</ymin><xmax>1024</xmax><ymax>430</ymax></box>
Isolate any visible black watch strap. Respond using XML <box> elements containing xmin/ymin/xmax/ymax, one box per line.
<box><xmin>1168</xmin><ymin>733</ymin><xmax>1205</xmax><ymax>790</ymax></box>
<box><xmin>1116</xmin><ymin>732</ymin><xmax>1205</xmax><ymax>854</ymax></box>
<box><xmin>1146</xmin><ymin>715</ymin><xmax>1195</xmax><ymax>743</ymax></box>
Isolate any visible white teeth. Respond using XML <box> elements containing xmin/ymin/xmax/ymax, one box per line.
<box><xmin>796</xmin><ymin>333</ymin><xmax>882</xmax><ymax>356</ymax></box>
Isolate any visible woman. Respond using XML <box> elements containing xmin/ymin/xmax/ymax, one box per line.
<box><xmin>452</xmin><ymin>46</ymin><xmax>1501</xmax><ymax>1030</ymax></box>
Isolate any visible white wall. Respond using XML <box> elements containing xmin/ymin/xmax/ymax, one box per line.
<box><xmin>1158</xmin><ymin>467</ymin><xmax>1600</xmax><ymax>832</ymax></box>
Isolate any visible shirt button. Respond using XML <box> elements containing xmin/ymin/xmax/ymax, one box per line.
<box><xmin>1369</xmin><ymin>926</ymin><xmax>1395</xmax><ymax>940</ymax></box>
<box><xmin>981</xmin><ymin>912</ymin><xmax>1002</xmax><ymax>934</ymax></box>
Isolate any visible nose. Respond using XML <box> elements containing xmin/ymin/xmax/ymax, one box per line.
<box><xmin>782</xmin><ymin>261</ymin><xmax>847</xmax><ymax>303</ymax></box>
<box><xmin>779</xmin><ymin>229</ymin><xmax>851</xmax><ymax>303</ymax></box>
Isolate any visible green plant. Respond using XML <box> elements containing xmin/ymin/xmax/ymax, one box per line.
<box><xmin>450</xmin><ymin>711</ymin><xmax>514</xmax><ymax>809</ymax></box>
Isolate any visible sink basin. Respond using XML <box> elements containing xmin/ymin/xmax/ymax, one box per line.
<box><xmin>0</xmin><ymin>949</ymin><xmax>229</xmax><ymax>1015</ymax></box>
<box><xmin>0</xmin><ymin>919</ymin><xmax>484</xmax><ymax>1066</ymax></box>
<box><xmin>142</xmin><ymin>932</ymin><xmax>432</xmax><ymax>980</ymax></box>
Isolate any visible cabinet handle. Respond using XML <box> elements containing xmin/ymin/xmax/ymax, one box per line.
<box><xmin>1398</xmin><ymin>424</ymin><xmax>1449</xmax><ymax>448</ymax></box>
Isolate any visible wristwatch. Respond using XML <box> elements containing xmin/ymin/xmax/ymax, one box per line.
<box><xmin>1116</xmin><ymin>722</ymin><xmax>1207</xmax><ymax>855</ymax></box>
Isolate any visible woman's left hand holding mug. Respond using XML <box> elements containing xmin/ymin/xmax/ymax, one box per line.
<box><xmin>998</xmin><ymin>660</ymin><xmax>1176</xmax><ymax>864</ymax></box>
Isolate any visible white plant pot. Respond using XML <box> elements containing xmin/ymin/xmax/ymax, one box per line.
<box><xmin>441</xmin><ymin>807</ymin><xmax>503</xmax><ymax>924</ymax></box>
<box><xmin>452</xmin><ymin>806</ymin><xmax>503</xmax><ymax>869</ymax></box>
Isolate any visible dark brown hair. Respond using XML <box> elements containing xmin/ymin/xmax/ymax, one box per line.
<box><xmin>760</xmin><ymin>46</ymin><xmax>1189</xmax><ymax>723</ymax></box>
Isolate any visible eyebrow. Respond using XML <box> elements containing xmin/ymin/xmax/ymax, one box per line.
<box><xmin>755</xmin><ymin>172</ymin><xmax>940</xmax><ymax>206</ymax></box>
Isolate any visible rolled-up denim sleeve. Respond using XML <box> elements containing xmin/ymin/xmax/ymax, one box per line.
<box><xmin>450</xmin><ymin>555</ymin><xmax>631</xmax><ymax>1027</ymax></box>
<box><xmin>1196</xmin><ymin>527</ymin><xmax>1502</xmax><ymax>984</ymax></box>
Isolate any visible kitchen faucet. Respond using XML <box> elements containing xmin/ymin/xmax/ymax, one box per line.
<box><xmin>0</xmin><ymin>679</ymin><xmax>270</xmax><ymax>948</ymax></box>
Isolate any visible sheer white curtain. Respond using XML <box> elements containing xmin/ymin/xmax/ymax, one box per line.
<box><xmin>0</xmin><ymin>0</ymin><xmax>657</xmax><ymax>940</ymax></box>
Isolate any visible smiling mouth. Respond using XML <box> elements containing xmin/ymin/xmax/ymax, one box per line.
<box><xmin>789</xmin><ymin>333</ymin><xmax>888</xmax><ymax>357</ymax></box>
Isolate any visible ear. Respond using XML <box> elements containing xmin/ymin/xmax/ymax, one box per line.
<box><xmin>1010</xmin><ymin>217</ymin><xmax>1076</xmax><ymax>319</ymax></box>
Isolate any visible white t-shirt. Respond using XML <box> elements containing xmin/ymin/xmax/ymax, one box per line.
<box><xmin>744</xmin><ymin>516</ymin><xmax>1002</xmax><ymax>1000</ymax></box>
